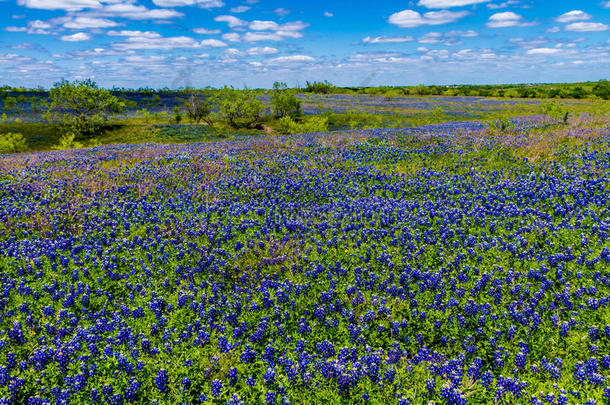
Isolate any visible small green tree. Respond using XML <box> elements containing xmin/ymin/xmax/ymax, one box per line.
<box><xmin>270</xmin><ymin>82</ymin><xmax>301</xmax><ymax>118</ymax></box>
<box><xmin>184</xmin><ymin>93</ymin><xmax>214</xmax><ymax>124</ymax></box>
<box><xmin>541</xmin><ymin>100</ymin><xmax>569</xmax><ymax>124</ymax></box>
<box><xmin>0</xmin><ymin>132</ymin><xmax>28</xmax><ymax>154</ymax></box>
<box><xmin>43</xmin><ymin>79</ymin><xmax>125</xmax><ymax>139</ymax></box>
<box><xmin>3</xmin><ymin>96</ymin><xmax>17</xmax><ymax>111</ymax></box>
<box><xmin>213</xmin><ymin>87</ymin><xmax>263</xmax><ymax>128</ymax></box>
<box><xmin>592</xmin><ymin>80</ymin><xmax>610</xmax><ymax>100</ymax></box>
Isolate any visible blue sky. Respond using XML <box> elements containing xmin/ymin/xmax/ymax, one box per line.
<box><xmin>0</xmin><ymin>0</ymin><xmax>609</xmax><ymax>88</ymax></box>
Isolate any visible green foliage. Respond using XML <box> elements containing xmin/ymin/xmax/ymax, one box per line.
<box><xmin>43</xmin><ymin>79</ymin><xmax>125</xmax><ymax>138</ymax></box>
<box><xmin>184</xmin><ymin>93</ymin><xmax>214</xmax><ymax>124</ymax></box>
<box><xmin>484</xmin><ymin>117</ymin><xmax>515</xmax><ymax>133</ymax></box>
<box><xmin>304</xmin><ymin>80</ymin><xmax>335</xmax><ymax>94</ymax></box>
<box><xmin>213</xmin><ymin>86</ymin><xmax>263</xmax><ymax>128</ymax></box>
<box><xmin>172</xmin><ymin>106</ymin><xmax>183</xmax><ymax>124</ymax></box>
<box><xmin>0</xmin><ymin>132</ymin><xmax>28</xmax><ymax>154</ymax></box>
<box><xmin>52</xmin><ymin>132</ymin><xmax>84</xmax><ymax>150</ymax></box>
<box><xmin>270</xmin><ymin>82</ymin><xmax>302</xmax><ymax>118</ymax></box>
<box><xmin>3</xmin><ymin>96</ymin><xmax>17</xmax><ymax>111</ymax></box>
<box><xmin>276</xmin><ymin>115</ymin><xmax>328</xmax><ymax>134</ymax></box>
<box><xmin>541</xmin><ymin>100</ymin><xmax>569</xmax><ymax>124</ymax></box>
<box><xmin>592</xmin><ymin>80</ymin><xmax>610</xmax><ymax>100</ymax></box>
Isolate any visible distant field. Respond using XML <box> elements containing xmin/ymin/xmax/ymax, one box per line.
<box><xmin>0</xmin><ymin>110</ymin><xmax>609</xmax><ymax>403</ymax></box>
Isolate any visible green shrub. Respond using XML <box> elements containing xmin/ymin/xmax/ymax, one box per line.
<box><xmin>277</xmin><ymin>116</ymin><xmax>328</xmax><ymax>134</ymax></box>
<box><xmin>0</xmin><ymin>132</ymin><xmax>28</xmax><ymax>154</ymax></box>
<box><xmin>213</xmin><ymin>87</ymin><xmax>263</xmax><ymax>128</ymax></box>
<box><xmin>270</xmin><ymin>82</ymin><xmax>301</xmax><ymax>118</ymax></box>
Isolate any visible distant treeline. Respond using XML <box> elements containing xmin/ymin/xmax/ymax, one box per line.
<box><xmin>1</xmin><ymin>79</ymin><xmax>609</xmax><ymax>100</ymax></box>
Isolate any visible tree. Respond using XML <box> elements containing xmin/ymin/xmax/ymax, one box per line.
<box><xmin>270</xmin><ymin>82</ymin><xmax>301</xmax><ymax>118</ymax></box>
<box><xmin>43</xmin><ymin>79</ymin><xmax>124</xmax><ymax>139</ymax></box>
<box><xmin>213</xmin><ymin>87</ymin><xmax>263</xmax><ymax>128</ymax></box>
<box><xmin>184</xmin><ymin>92</ymin><xmax>214</xmax><ymax>124</ymax></box>
<box><xmin>592</xmin><ymin>80</ymin><xmax>610</xmax><ymax>100</ymax></box>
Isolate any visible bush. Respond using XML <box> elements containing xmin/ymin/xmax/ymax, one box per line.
<box><xmin>277</xmin><ymin>116</ymin><xmax>328</xmax><ymax>134</ymax></box>
<box><xmin>592</xmin><ymin>80</ymin><xmax>610</xmax><ymax>100</ymax></box>
<box><xmin>184</xmin><ymin>93</ymin><xmax>214</xmax><ymax>124</ymax></box>
<box><xmin>43</xmin><ymin>79</ymin><xmax>125</xmax><ymax>139</ymax></box>
<box><xmin>213</xmin><ymin>87</ymin><xmax>263</xmax><ymax>128</ymax></box>
<box><xmin>0</xmin><ymin>132</ymin><xmax>28</xmax><ymax>154</ymax></box>
<box><xmin>270</xmin><ymin>82</ymin><xmax>301</xmax><ymax>118</ymax></box>
<box><xmin>304</xmin><ymin>80</ymin><xmax>335</xmax><ymax>94</ymax></box>
<box><xmin>541</xmin><ymin>100</ymin><xmax>569</xmax><ymax>124</ymax></box>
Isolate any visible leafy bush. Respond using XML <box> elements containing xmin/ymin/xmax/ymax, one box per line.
<box><xmin>184</xmin><ymin>93</ymin><xmax>214</xmax><ymax>124</ymax></box>
<box><xmin>277</xmin><ymin>116</ymin><xmax>328</xmax><ymax>134</ymax></box>
<box><xmin>43</xmin><ymin>79</ymin><xmax>125</xmax><ymax>138</ymax></box>
<box><xmin>592</xmin><ymin>80</ymin><xmax>610</xmax><ymax>100</ymax></box>
<box><xmin>541</xmin><ymin>100</ymin><xmax>569</xmax><ymax>124</ymax></box>
<box><xmin>0</xmin><ymin>132</ymin><xmax>28</xmax><ymax>154</ymax></box>
<box><xmin>270</xmin><ymin>82</ymin><xmax>301</xmax><ymax>118</ymax></box>
<box><xmin>304</xmin><ymin>80</ymin><xmax>335</xmax><ymax>94</ymax></box>
<box><xmin>213</xmin><ymin>87</ymin><xmax>263</xmax><ymax>128</ymax></box>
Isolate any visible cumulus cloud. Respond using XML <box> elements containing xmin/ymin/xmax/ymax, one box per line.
<box><xmin>89</xmin><ymin>4</ymin><xmax>184</xmax><ymax>20</ymax></box>
<box><xmin>6</xmin><ymin>19</ymin><xmax>54</xmax><ymax>34</ymax></box>
<box><xmin>417</xmin><ymin>0</ymin><xmax>489</xmax><ymax>8</ymax></box>
<box><xmin>246</xmin><ymin>46</ymin><xmax>278</xmax><ymax>55</ymax></box>
<box><xmin>63</xmin><ymin>16</ymin><xmax>120</xmax><ymax>29</ymax></box>
<box><xmin>107</xmin><ymin>30</ymin><xmax>162</xmax><ymax>38</ymax></box>
<box><xmin>565</xmin><ymin>22</ymin><xmax>609</xmax><ymax>31</ymax></box>
<box><xmin>17</xmin><ymin>0</ymin><xmax>101</xmax><ymax>11</ymax></box>
<box><xmin>273</xmin><ymin>8</ymin><xmax>291</xmax><ymax>16</ymax></box>
<box><xmin>61</xmin><ymin>32</ymin><xmax>92</xmax><ymax>41</ymax></box>
<box><xmin>324</xmin><ymin>11</ymin><xmax>333</xmax><ymax>17</ymax></box>
<box><xmin>111</xmin><ymin>33</ymin><xmax>218</xmax><ymax>50</ymax></box>
<box><xmin>152</xmin><ymin>0</ymin><xmax>224</xmax><ymax>7</ymax></box>
<box><xmin>229</xmin><ymin>5</ymin><xmax>250</xmax><ymax>13</ymax></box>
<box><xmin>362</xmin><ymin>35</ymin><xmax>414</xmax><ymax>44</ymax></box>
<box><xmin>389</xmin><ymin>9</ymin><xmax>469</xmax><ymax>27</ymax></box>
<box><xmin>555</xmin><ymin>10</ymin><xmax>592</xmax><ymax>23</ymax></box>
<box><xmin>486</xmin><ymin>12</ymin><xmax>535</xmax><ymax>28</ymax></box>
<box><xmin>526</xmin><ymin>47</ymin><xmax>562</xmax><ymax>55</ymax></box>
<box><xmin>193</xmin><ymin>28</ymin><xmax>221</xmax><ymax>34</ymax></box>
<box><xmin>214</xmin><ymin>15</ymin><xmax>248</xmax><ymax>28</ymax></box>
<box><xmin>486</xmin><ymin>0</ymin><xmax>520</xmax><ymax>9</ymax></box>
<box><xmin>267</xmin><ymin>55</ymin><xmax>315</xmax><ymax>64</ymax></box>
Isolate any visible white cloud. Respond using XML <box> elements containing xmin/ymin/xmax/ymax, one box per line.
<box><xmin>63</xmin><ymin>17</ymin><xmax>120</xmax><ymax>29</ymax></box>
<box><xmin>547</xmin><ymin>26</ymin><xmax>560</xmax><ymax>32</ymax></box>
<box><xmin>526</xmin><ymin>47</ymin><xmax>561</xmax><ymax>55</ymax></box>
<box><xmin>601</xmin><ymin>1</ymin><xmax>610</xmax><ymax>7</ymax></box>
<box><xmin>17</xmin><ymin>0</ymin><xmax>101</xmax><ymax>11</ymax></box>
<box><xmin>486</xmin><ymin>12</ymin><xmax>535</xmax><ymax>28</ymax></box>
<box><xmin>267</xmin><ymin>55</ymin><xmax>315</xmax><ymax>64</ymax></box>
<box><xmin>193</xmin><ymin>28</ymin><xmax>221</xmax><ymax>34</ymax></box>
<box><xmin>7</xmin><ymin>19</ymin><xmax>54</xmax><ymax>34</ymax></box>
<box><xmin>200</xmin><ymin>38</ymin><xmax>227</xmax><ymax>47</ymax></box>
<box><xmin>446</xmin><ymin>29</ymin><xmax>478</xmax><ymax>37</ymax></box>
<box><xmin>222</xmin><ymin>33</ymin><xmax>241</xmax><ymax>42</ymax></box>
<box><xmin>324</xmin><ymin>11</ymin><xmax>333</xmax><ymax>17</ymax></box>
<box><xmin>417</xmin><ymin>0</ymin><xmax>489</xmax><ymax>7</ymax></box>
<box><xmin>229</xmin><ymin>5</ymin><xmax>250</xmax><ymax>13</ymax></box>
<box><xmin>273</xmin><ymin>8</ymin><xmax>290</xmax><ymax>16</ymax></box>
<box><xmin>249</xmin><ymin>20</ymin><xmax>279</xmax><ymax>30</ymax></box>
<box><xmin>247</xmin><ymin>46</ymin><xmax>278</xmax><ymax>55</ymax></box>
<box><xmin>486</xmin><ymin>0</ymin><xmax>519</xmax><ymax>9</ymax></box>
<box><xmin>112</xmin><ymin>35</ymin><xmax>204</xmax><ymax>50</ymax></box>
<box><xmin>89</xmin><ymin>4</ymin><xmax>184</xmax><ymax>20</ymax></box>
<box><xmin>362</xmin><ymin>35</ymin><xmax>414</xmax><ymax>43</ymax></box>
<box><xmin>107</xmin><ymin>30</ymin><xmax>161</xmax><ymax>38</ymax></box>
<box><xmin>556</xmin><ymin>10</ymin><xmax>592</xmax><ymax>23</ymax></box>
<box><xmin>389</xmin><ymin>9</ymin><xmax>469</xmax><ymax>28</ymax></box>
<box><xmin>152</xmin><ymin>0</ymin><xmax>223</xmax><ymax>7</ymax></box>
<box><xmin>214</xmin><ymin>15</ymin><xmax>248</xmax><ymax>28</ymax></box>
<box><xmin>565</xmin><ymin>22</ymin><xmax>609</xmax><ymax>31</ymax></box>
<box><xmin>61</xmin><ymin>32</ymin><xmax>92</xmax><ymax>41</ymax></box>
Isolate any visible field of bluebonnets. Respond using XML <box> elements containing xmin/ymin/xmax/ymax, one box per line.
<box><xmin>1</xmin><ymin>103</ymin><xmax>610</xmax><ymax>405</ymax></box>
